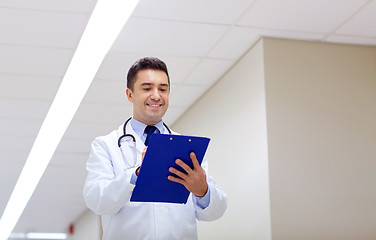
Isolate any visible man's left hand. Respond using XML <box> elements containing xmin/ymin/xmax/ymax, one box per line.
<box><xmin>168</xmin><ymin>152</ymin><xmax>208</xmax><ymax>197</ymax></box>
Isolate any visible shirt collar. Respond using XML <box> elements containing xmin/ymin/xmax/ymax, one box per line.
<box><xmin>130</xmin><ymin>117</ymin><xmax>165</xmax><ymax>138</ymax></box>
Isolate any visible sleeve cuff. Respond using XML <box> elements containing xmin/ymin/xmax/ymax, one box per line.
<box><xmin>195</xmin><ymin>187</ymin><xmax>211</xmax><ymax>209</ymax></box>
<box><xmin>130</xmin><ymin>170</ymin><xmax>138</xmax><ymax>185</ymax></box>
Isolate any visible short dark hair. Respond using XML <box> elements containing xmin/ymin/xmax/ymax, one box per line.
<box><xmin>127</xmin><ymin>57</ymin><xmax>170</xmax><ymax>91</ymax></box>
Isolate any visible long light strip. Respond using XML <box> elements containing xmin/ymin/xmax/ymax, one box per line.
<box><xmin>0</xmin><ymin>0</ymin><xmax>139</xmax><ymax>239</ymax></box>
<box><xmin>9</xmin><ymin>232</ymin><xmax>67</xmax><ymax>239</ymax></box>
<box><xmin>26</xmin><ymin>233</ymin><xmax>66</xmax><ymax>240</ymax></box>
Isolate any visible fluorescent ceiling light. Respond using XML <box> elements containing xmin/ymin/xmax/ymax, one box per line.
<box><xmin>9</xmin><ymin>232</ymin><xmax>67</xmax><ymax>240</ymax></box>
<box><xmin>26</xmin><ymin>233</ymin><xmax>67</xmax><ymax>240</ymax></box>
<box><xmin>0</xmin><ymin>0</ymin><xmax>140</xmax><ymax>239</ymax></box>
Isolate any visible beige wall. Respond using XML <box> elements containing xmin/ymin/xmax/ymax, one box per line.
<box><xmin>173</xmin><ymin>38</ymin><xmax>376</xmax><ymax>239</ymax></box>
<box><xmin>263</xmin><ymin>38</ymin><xmax>376</xmax><ymax>240</ymax></box>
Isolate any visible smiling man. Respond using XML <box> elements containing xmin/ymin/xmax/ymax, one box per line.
<box><xmin>83</xmin><ymin>57</ymin><xmax>227</xmax><ymax>240</ymax></box>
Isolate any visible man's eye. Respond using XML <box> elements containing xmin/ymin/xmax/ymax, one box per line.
<box><xmin>160</xmin><ymin>89</ymin><xmax>167</xmax><ymax>92</ymax></box>
<box><xmin>143</xmin><ymin>88</ymin><xmax>151</xmax><ymax>91</ymax></box>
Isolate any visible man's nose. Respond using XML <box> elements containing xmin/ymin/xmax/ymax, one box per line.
<box><xmin>150</xmin><ymin>89</ymin><xmax>161</xmax><ymax>100</ymax></box>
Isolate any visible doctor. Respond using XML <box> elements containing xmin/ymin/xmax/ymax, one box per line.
<box><xmin>83</xmin><ymin>57</ymin><xmax>227</xmax><ymax>240</ymax></box>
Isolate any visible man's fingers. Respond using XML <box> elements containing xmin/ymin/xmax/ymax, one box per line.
<box><xmin>175</xmin><ymin>159</ymin><xmax>192</xmax><ymax>174</ymax></box>
<box><xmin>168</xmin><ymin>175</ymin><xmax>184</xmax><ymax>185</ymax></box>
<box><xmin>190</xmin><ymin>152</ymin><xmax>200</xmax><ymax>168</ymax></box>
<box><xmin>169</xmin><ymin>167</ymin><xmax>186</xmax><ymax>179</ymax></box>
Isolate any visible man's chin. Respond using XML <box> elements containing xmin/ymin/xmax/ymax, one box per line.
<box><xmin>145</xmin><ymin>114</ymin><xmax>164</xmax><ymax>125</ymax></box>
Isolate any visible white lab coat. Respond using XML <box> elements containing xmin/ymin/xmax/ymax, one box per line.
<box><xmin>83</xmin><ymin>122</ymin><xmax>227</xmax><ymax>240</ymax></box>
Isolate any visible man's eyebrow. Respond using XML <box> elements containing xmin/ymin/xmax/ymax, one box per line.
<box><xmin>140</xmin><ymin>82</ymin><xmax>169</xmax><ymax>87</ymax></box>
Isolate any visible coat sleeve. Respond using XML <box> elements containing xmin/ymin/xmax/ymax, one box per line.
<box><xmin>194</xmin><ymin>158</ymin><xmax>228</xmax><ymax>221</ymax></box>
<box><xmin>82</xmin><ymin>137</ymin><xmax>135</xmax><ymax>215</ymax></box>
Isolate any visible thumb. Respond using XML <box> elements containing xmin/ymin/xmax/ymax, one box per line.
<box><xmin>142</xmin><ymin>147</ymin><xmax>147</xmax><ymax>162</ymax></box>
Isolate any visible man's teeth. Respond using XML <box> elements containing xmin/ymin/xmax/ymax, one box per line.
<box><xmin>150</xmin><ymin>104</ymin><xmax>160</xmax><ymax>107</ymax></box>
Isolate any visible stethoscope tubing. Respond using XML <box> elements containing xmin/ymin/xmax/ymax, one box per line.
<box><xmin>117</xmin><ymin>117</ymin><xmax>172</xmax><ymax>169</ymax></box>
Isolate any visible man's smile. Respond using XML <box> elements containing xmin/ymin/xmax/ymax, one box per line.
<box><xmin>146</xmin><ymin>103</ymin><xmax>163</xmax><ymax>107</ymax></box>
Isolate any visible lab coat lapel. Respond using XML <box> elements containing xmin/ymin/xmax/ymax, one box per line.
<box><xmin>125</xmin><ymin>121</ymin><xmax>145</xmax><ymax>153</ymax></box>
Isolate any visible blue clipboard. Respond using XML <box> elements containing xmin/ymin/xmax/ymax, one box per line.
<box><xmin>130</xmin><ymin>133</ymin><xmax>210</xmax><ymax>204</ymax></box>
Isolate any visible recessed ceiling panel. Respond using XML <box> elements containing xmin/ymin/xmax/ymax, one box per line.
<box><xmin>0</xmin><ymin>8</ymin><xmax>88</xmax><ymax>48</ymax></box>
<box><xmin>0</xmin><ymin>99</ymin><xmax>50</xmax><ymax>120</ymax></box>
<box><xmin>184</xmin><ymin>58</ymin><xmax>234</xmax><ymax>86</ymax></box>
<box><xmin>72</xmin><ymin>102</ymin><xmax>132</xmax><ymax>124</ymax></box>
<box><xmin>82</xmin><ymin>79</ymin><xmax>126</xmax><ymax>104</ymax></box>
<box><xmin>208</xmin><ymin>27</ymin><xmax>261</xmax><ymax>60</ymax></box>
<box><xmin>112</xmin><ymin>17</ymin><xmax>229</xmax><ymax>57</ymax></box>
<box><xmin>95</xmin><ymin>52</ymin><xmax>147</xmax><ymax>80</ymax></box>
<box><xmin>133</xmin><ymin>0</ymin><xmax>254</xmax><ymax>25</ymax></box>
<box><xmin>169</xmin><ymin>85</ymin><xmax>208</xmax><ymax>108</ymax></box>
<box><xmin>237</xmin><ymin>0</ymin><xmax>369</xmax><ymax>33</ymax></box>
<box><xmin>0</xmin><ymin>118</ymin><xmax>42</xmax><ymax>137</ymax></box>
<box><xmin>336</xmin><ymin>0</ymin><xmax>376</xmax><ymax>37</ymax></box>
<box><xmin>0</xmin><ymin>74</ymin><xmax>61</xmax><ymax>100</ymax></box>
<box><xmin>0</xmin><ymin>45</ymin><xmax>73</xmax><ymax>76</ymax></box>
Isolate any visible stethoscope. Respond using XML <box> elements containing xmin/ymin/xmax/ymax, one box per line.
<box><xmin>117</xmin><ymin>117</ymin><xmax>172</xmax><ymax>168</ymax></box>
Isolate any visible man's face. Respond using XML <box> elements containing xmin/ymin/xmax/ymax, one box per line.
<box><xmin>126</xmin><ymin>69</ymin><xmax>169</xmax><ymax>126</ymax></box>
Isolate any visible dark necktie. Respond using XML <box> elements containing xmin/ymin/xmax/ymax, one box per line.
<box><xmin>144</xmin><ymin>126</ymin><xmax>157</xmax><ymax>146</ymax></box>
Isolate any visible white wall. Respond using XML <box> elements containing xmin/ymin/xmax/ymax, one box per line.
<box><xmin>173</xmin><ymin>39</ymin><xmax>272</xmax><ymax>240</ymax></box>
<box><xmin>68</xmin><ymin>210</ymin><xmax>101</xmax><ymax>240</ymax></box>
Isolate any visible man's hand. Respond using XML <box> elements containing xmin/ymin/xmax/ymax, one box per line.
<box><xmin>168</xmin><ymin>152</ymin><xmax>208</xmax><ymax>197</ymax></box>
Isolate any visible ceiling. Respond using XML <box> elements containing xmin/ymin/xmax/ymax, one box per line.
<box><xmin>1</xmin><ymin>0</ymin><xmax>376</xmax><ymax>236</ymax></box>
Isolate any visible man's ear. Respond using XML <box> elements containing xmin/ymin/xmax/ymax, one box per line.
<box><xmin>126</xmin><ymin>88</ymin><xmax>133</xmax><ymax>103</ymax></box>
